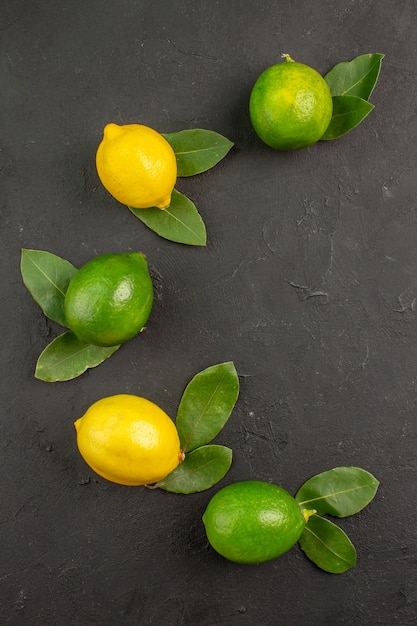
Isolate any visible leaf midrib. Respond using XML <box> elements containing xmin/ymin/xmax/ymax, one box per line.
<box><xmin>158</xmin><ymin>452</ymin><xmax>229</xmax><ymax>487</ymax></box>
<box><xmin>163</xmin><ymin>206</ymin><xmax>205</xmax><ymax>242</ymax></box>
<box><xmin>303</xmin><ymin>525</ymin><xmax>353</xmax><ymax>565</ymax></box>
<box><xmin>340</xmin><ymin>59</ymin><xmax>380</xmax><ymax>96</ymax></box>
<box><xmin>330</xmin><ymin>109</ymin><xmax>368</xmax><ymax>121</ymax></box>
<box><xmin>181</xmin><ymin>375</ymin><xmax>226</xmax><ymax>452</ymax></box>
<box><xmin>174</xmin><ymin>145</ymin><xmax>224</xmax><ymax>156</ymax></box>
<box><xmin>38</xmin><ymin>335</ymin><xmax>119</xmax><ymax>369</ymax></box>
<box><xmin>26</xmin><ymin>253</ymin><xmax>66</xmax><ymax>297</ymax></box>
<box><xmin>298</xmin><ymin>484</ymin><xmax>372</xmax><ymax>506</ymax></box>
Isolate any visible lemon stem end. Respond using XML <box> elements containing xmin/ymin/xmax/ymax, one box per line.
<box><xmin>282</xmin><ymin>53</ymin><xmax>295</xmax><ymax>63</ymax></box>
<box><xmin>155</xmin><ymin>194</ymin><xmax>172</xmax><ymax>210</ymax></box>
<box><xmin>103</xmin><ymin>123</ymin><xmax>122</xmax><ymax>140</ymax></box>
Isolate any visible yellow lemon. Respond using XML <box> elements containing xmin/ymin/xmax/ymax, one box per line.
<box><xmin>96</xmin><ymin>123</ymin><xmax>177</xmax><ymax>209</ymax></box>
<box><xmin>74</xmin><ymin>394</ymin><xmax>183</xmax><ymax>486</ymax></box>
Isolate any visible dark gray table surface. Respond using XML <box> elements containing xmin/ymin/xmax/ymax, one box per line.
<box><xmin>2</xmin><ymin>1</ymin><xmax>416</xmax><ymax>624</ymax></box>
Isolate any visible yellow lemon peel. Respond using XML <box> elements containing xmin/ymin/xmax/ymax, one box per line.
<box><xmin>75</xmin><ymin>394</ymin><xmax>182</xmax><ymax>486</ymax></box>
<box><xmin>96</xmin><ymin>123</ymin><xmax>177</xmax><ymax>209</ymax></box>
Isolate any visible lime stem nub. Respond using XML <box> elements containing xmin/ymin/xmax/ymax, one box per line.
<box><xmin>282</xmin><ymin>53</ymin><xmax>295</xmax><ymax>62</ymax></box>
<box><xmin>302</xmin><ymin>508</ymin><xmax>317</xmax><ymax>523</ymax></box>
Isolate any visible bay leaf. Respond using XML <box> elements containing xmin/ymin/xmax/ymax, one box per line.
<box><xmin>296</xmin><ymin>466</ymin><xmax>379</xmax><ymax>517</ymax></box>
<box><xmin>321</xmin><ymin>95</ymin><xmax>374</xmax><ymax>140</ymax></box>
<box><xmin>156</xmin><ymin>445</ymin><xmax>232</xmax><ymax>494</ymax></box>
<box><xmin>324</xmin><ymin>53</ymin><xmax>384</xmax><ymax>100</ymax></box>
<box><xmin>35</xmin><ymin>331</ymin><xmax>120</xmax><ymax>382</ymax></box>
<box><xmin>176</xmin><ymin>361</ymin><xmax>239</xmax><ymax>453</ymax></box>
<box><xmin>129</xmin><ymin>189</ymin><xmax>206</xmax><ymax>246</ymax></box>
<box><xmin>21</xmin><ymin>249</ymin><xmax>78</xmax><ymax>327</ymax></box>
<box><xmin>298</xmin><ymin>514</ymin><xmax>357</xmax><ymax>574</ymax></box>
<box><xmin>163</xmin><ymin>129</ymin><xmax>234</xmax><ymax>177</ymax></box>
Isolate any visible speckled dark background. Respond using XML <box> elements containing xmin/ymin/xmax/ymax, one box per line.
<box><xmin>2</xmin><ymin>1</ymin><xmax>417</xmax><ymax>624</ymax></box>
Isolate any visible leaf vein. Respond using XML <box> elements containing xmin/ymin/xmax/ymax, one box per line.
<box><xmin>341</xmin><ymin>61</ymin><xmax>380</xmax><ymax>96</ymax></box>
<box><xmin>27</xmin><ymin>256</ymin><xmax>66</xmax><ymax>297</ymax></box>
<box><xmin>174</xmin><ymin>147</ymin><xmax>223</xmax><ymax>155</ymax></box>
<box><xmin>304</xmin><ymin>526</ymin><xmax>352</xmax><ymax>564</ymax></box>
<box><xmin>44</xmin><ymin>344</ymin><xmax>97</xmax><ymax>367</ymax></box>
<box><xmin>181</xmin><ymin>374</ymin><xmax>226</xmax><ymax>451</ymax></box>
<box><xmin>163</xmin><ymin>208</ymin><xmax>203</xmax><ymax>239</ymax></box>
<box><xmin>157</xmin><ymin>456</ymin><xmax>223</xmax><ymax>487</ymax></box>
<box><xmin>298</xmin><ymin>484</ymin><xmax>371</xmax><ymax>506</ymax></box>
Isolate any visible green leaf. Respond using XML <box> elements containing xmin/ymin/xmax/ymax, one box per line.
<box><xmin>176</xmin><ymin>361</ymin><xmax>239</xmax><ymax>453</ymax></box>
<box><xmin>298</xmin><ymin>514</ymin><xmax>357</xmax><ymax>574</ymax></box>
<box><xmin>163</xmin><ymin>129</ymin><xmax>234</xmax><ymax>177</ymax></box>
<box><xmin>324</xmin><ymin>53</ymin><xmax>384</xmax><ymax>100</ymax></box>
<box><xmin>35</xmin><ymin>331</ymin><xmax>120</xmax><ymax>382</ymax></box>
<box><xmin>156</xmin><ymin>445</ymin><xmax>232</xmax><ymax>493</ymax></box>
<box><xmin>321</xmin><ymin>95</ymin><xmax>374</xmax><ymax>140</ymax></box>
<box><xmin>296</xmin><ymin>466</ymin><xmax>379</xmax><ymax>517</ymax></box>
<box><xmin>20</xmin><ymin>249</ymin><xmax>78</xmax><ymax>327</ymax></box>
<box><xmin>129</xmin><ymin>189</ymin><xmax>206</xmax><ymax>246</ymax></box>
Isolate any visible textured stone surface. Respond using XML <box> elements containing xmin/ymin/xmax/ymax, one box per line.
<box><xmin>1</xmin><ymin>1</ymin><xmax>416</xmax><ymax>624</ymax></box>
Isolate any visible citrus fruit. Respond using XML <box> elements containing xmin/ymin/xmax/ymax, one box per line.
<box><xmin>96</xmin><ymin>123</ymin><xmax>177</xmax><ymax>209</ymax></box>
<box><xmin>64</xmin><ymin>252</ymin><xmax>153</xmax><ymax>347</ymax></box>
<box><xmin>249</xmin><ymin>54</ymin><xmax>333</xmax><ymax>150</ymax></box>
<box><xmin>74</xmin><ymin>394</ymin><xmax>183</xmax><ymax>486</ymax></box>
<box><xmin>202</xmin><ymin>480</ymin><xmax>310</xmax><ymax>564</ymax></box>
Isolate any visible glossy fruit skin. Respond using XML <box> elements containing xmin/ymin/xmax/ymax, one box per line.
<box><xmin>64</xmin><ymin>252</ymin><xmax>153</xmax><ymax>347</ymax></box>
<box><xmin>202</xmin><ymin>480</ymin><xmax>306</xmax><ymax>564</ymax></box>
<box><xmin>249</xmin><ymin>59</ymin><xmax>333</xmax><ymax>150</ymax></box>
<box><xmin>96</xmin><ymin>123</ymin><xmax>177</xmax><ymax>209</ymax></box>
<box><xmin>74</xmin><ymin>394</ymin><xmax>182</xmax><ymax>486</ymax></box>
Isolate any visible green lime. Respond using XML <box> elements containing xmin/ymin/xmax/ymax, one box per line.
<box><xmin>249</xmin><ymin>54</ymin><xmax>333</xmax><ymax>150</ymax></box>
<box><xmin>202</xmin><ymin>480</ymin><xmax>307</xmax><ymax>564</ymax></box>
<box><xmin>64</xmin><ymin>252</ymin><xmax>153</xmax><ymax>347</ymax></box>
